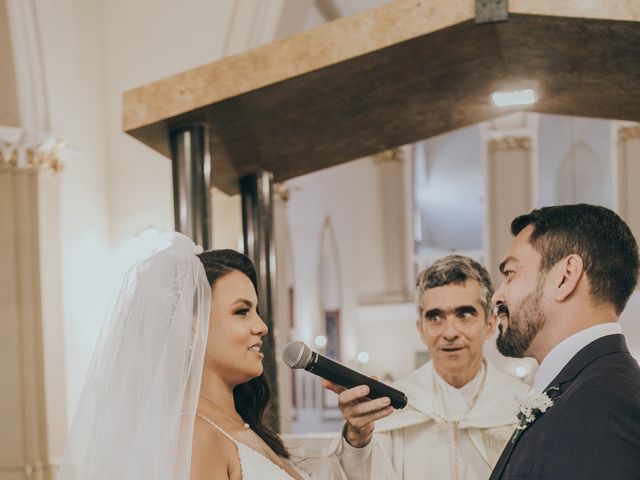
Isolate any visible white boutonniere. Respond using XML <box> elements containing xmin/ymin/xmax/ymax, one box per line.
<box><xmin>511</xmin><ymin>386</ymin><xmax>559</xmax><ymax>444</ymax></box>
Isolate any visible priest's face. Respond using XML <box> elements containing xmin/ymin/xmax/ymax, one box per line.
<box><xmin>493</xmin><ymin>225</ymin><xmax>548</xmax><ymax>358</ymax></box>
<box><xmin>417</xmin><ymin>279</ymin><xmax>496</xmax><ymax>388</ymax></box>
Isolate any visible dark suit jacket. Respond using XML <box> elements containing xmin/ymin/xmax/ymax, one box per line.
<box><xmin>490</xmin><ymin>333</ymin><xmax>640</xmax><ymax>479</ymax></box>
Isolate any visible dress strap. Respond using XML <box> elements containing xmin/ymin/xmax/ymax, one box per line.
<box><xmin>196</xmin><ymin>412</ymin><xmax>238</xmax><ymax>445</ymax></box>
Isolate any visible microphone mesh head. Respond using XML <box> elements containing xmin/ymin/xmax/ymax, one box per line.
<box><xmin>282</xmin><ymin>341</ymin><xmax>312</xmax><ymax>369</ymax></box>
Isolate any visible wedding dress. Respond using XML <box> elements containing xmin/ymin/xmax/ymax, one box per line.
<box><xmin>197</xmin><ymin>414</ymin><xmax>310</xmax><ymax>480</ymax></box>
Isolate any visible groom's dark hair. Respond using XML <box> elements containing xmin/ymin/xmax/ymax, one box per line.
<box><xmin>198</xmin><ymin>249</ymin><xmax>290</xmax><ymax>459</ymax></box>
<box><xmin>511</xmin><ymin>204</ymin><xmax>639</xmax><ymax>315</ymax></box>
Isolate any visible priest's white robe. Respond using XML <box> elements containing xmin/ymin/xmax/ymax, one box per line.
<box><xmin>327</xmin><ymin>360</ymin><xmax>528</xmax><ymax>480</ymax></box>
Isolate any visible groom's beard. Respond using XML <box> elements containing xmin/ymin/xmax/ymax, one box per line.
<box><xmin>496</xmin><ymin>280</ymin><xmax>546</xmax><ymax>358</ymax></box>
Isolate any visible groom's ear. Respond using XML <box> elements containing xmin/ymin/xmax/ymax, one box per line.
<box><xmin>553</xmin><ymin>254</ymin><xmax>584</xmax><ymax>302</ymax></box>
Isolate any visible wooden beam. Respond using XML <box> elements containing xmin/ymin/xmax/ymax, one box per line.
<box><xmin>123</xmin><ymin>0</ymin><xmax>640</xmax><ymax>194</ymax></box>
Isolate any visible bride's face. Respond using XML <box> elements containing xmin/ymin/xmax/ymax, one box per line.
<box><xmin>205</xmin><ymin>269</ymin><xmax>268</xmax><ymax>385</ymax></box>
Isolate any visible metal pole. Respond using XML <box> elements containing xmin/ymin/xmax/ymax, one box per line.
<box><xmin>169</xmin><ymin>125</ymin><xmax>212</xmax><ymax>249</ymax></box>
<box><xmin>240</xmin><ymin>171</ymin><xmax>279</xmax><ymax>431</ymax></box>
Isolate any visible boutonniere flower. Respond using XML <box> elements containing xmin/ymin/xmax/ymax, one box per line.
<box><xmin>511</xmin><ymin>386</ymin><xmax>559</xmax><ymax>444</ymax></box>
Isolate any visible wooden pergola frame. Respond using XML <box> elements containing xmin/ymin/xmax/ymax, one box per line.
<box><xmin>123</xmin><ymin>0</ymin><xmax>640</xmax><ymax>194</ymax></box>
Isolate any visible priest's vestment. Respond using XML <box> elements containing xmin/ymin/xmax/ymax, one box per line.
<box><xmin>328</xmin><ymin>360</ymin><xmax>528</xmax><ymax>480</ymax></box>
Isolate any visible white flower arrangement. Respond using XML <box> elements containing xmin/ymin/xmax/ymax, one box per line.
<box><xmin>511</xmin><ymin>386</ymin><xmax>559</xmax><ymax>444</ymax></box>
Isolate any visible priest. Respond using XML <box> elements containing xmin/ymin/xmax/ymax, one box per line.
<box><xmin>324</xmin><ymin>255</ymin><xmax>528</xmax><ymax>480</ymax></box>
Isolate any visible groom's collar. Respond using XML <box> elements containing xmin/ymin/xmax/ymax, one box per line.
<box><xmin>534</xmin><ymin>323</ymin><xmax>622</xmax><ymax>393</ymax></box>
<box><xmin>543</xmin><ymin>332</ymin><xmax>629</xmax><ymax>392</ymax></box>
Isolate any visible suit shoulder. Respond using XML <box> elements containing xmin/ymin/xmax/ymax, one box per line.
<box><xmin>572</xmin><ymin>351</ymin><xmax>640</xmax><ymax>401</ymax></box>
<box><xmin>553</xmin><ymin>353</ymin><xmax>640</xmax><ymax>436</ymax></box>
<box><xmin>528</xmin><ymin>363</ymin><xmax>640</xmax><ymax>478</ymax></box>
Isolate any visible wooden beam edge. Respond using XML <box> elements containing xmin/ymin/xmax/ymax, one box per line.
<box><xmin>122</xmin><ymin>0</ymin><xmax>475</xmax><ymax>132</ymax></box>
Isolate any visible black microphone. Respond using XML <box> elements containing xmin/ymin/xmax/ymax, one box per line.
<box><xmin>282</xmin><ymin>341</ymin><xmax>407</xmax><ymax>409</ymax></box>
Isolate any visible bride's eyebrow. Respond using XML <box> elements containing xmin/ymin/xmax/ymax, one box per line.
<box><xmin>233</xmin><ymin>299</ymin><xmax>254</xmax><ymax>308</ymax></box>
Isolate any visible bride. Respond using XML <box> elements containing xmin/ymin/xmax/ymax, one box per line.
<box><xmin>57</xmin><ymin>233</ymin><xmax>308</xmax><ymax>480</ymax></box>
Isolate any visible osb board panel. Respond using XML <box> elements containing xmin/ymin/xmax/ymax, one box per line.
<box><xmin>510</xmin><ymin>0</ymin><xmax>640</xmax><ymax>21</ymax></box>
<box><xmin>123</xmin><ymin>0</ymin><xmax>476</xmax><ymax>132</ymax></box>
<box><xmin>126</xmin><ymin>14</ymin><xmax>640</xmax><ymax>194</ymax></box>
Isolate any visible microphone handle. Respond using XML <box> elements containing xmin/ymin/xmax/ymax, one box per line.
<box><xmin>307</xmin><ymin>352</ymin><xmax>408</xmax><ymax>409</ymax></box>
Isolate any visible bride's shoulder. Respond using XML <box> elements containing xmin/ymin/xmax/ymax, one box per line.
<box><xmin>191</xmin><ymin>415</ymin><xmax>241</xmax><ymax>480</ymax></box>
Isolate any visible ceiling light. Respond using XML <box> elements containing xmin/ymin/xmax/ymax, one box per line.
<box><xmin>314</xmin><ymin>335</ymin><xmax>327</xmax><ymax>347</ymax></box>
<box><xmin>491</xmin><ymin>89</ymin><xmax>537</xmax><ymax>107</ymax></box>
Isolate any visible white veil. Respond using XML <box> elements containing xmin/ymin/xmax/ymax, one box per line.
<box><xmin>57</xmin><ymin>232</ymin><xmax>211</xmax><ymax>480</ymax></box>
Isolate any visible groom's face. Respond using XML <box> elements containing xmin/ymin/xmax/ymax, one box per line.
<box><xmin>493</xmin><ymin>225</ymin><xmax>548</xmax><ymax>358</ymax></box>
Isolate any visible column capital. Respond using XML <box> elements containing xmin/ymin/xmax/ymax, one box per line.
<box><xmin>487</xmin><ymin>136</ymin><xmax>532</xmax><ymax>153</ymax></box>
<box><xmin>373</xmin><ymin>147</ymin><xmax>404</xmax><ymax>164</ymax></box>
<box><xmin>480</xmin><ymin>111</ymin><xmax>539</xmax><ymax>144</ymax></box>
<box><xmin>0</xmin><ymin>127</ymin><xmax>66</xmax><ymax>173</ymax></box>
<box><xmin>618</xmin><ymin>124</ymin><xmax>640</xmax><ymax>142</ymax></box>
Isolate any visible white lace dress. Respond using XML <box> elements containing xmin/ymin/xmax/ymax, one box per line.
<box><xmin>197</xmin><ymin>415</ymin><xmax>310</xmax><ymax>480</ymax></box>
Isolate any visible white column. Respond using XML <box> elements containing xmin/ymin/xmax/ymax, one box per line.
<box><xmin>373</xmin><ymin>147</ymin><xmax>411</xmax><ymax>302</ymax></box>
<box><xmin>0</xmin><ymin>131</ymin><xmax>67</xmax><ymax>480</ymax></box>
<box><xmin>614</xmin><ymin>123</ymin><xmax>640</xmax><ymax>247</ymax></box>
<box><xmin>482</xmin><ymin>113</ymin><xmax>539</xmax><ymax>282</ymax></box>
<box><xmin>5</xmin><ymin>0</ymin><xmax>49</xmax><ymax>134</ymax></box>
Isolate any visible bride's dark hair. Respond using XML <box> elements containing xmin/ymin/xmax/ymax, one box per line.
<box><xmin>197</xmin><ymin>249</ymin><xmax>290</xmax><ymax>459</ymax></box>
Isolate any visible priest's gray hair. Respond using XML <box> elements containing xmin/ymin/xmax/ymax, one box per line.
<box><xmin>416</xmin><ymin>255</ymin><xmax>494</xmax><ymax>321</ymax></box>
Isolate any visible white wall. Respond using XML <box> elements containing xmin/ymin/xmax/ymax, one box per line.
<box><xmin>287</xmin><ymin>154</ymin><xmax>410</xmax><ymax>358</ymax></box>
<box><xmin>356</xmin><ymin>302</ymin><xmax>423</xmax><ymax>379</ymax></box>
<box><xmin>538</xmin><ymin>115</ymin><xmax>612</xmax><ymax>208</ymax></box>
<box><xmin>620</xmin><ymin>292</ymin><xmax>640</xmax><ymax>360</ymax></box>
<box><xmin>104</xmin><ymin>0</ymin><xmax>237</xmax><ymax>247</ymax></box>
<box><xmin>35</xmin><ymin>0</ymin><xmax>112</xmax><ymax>420</ymax></box>
<box><xmin>417</xmin><ymin>125</ymin><xmax>484</xmax><ymax>251</ymax></box>
<box><xmin>0</xmin><ymin>0</ymin><xmax>19</xmax><ymax>126</ymax></box>
<box><xmin>288</xmin><ymin>158</ymin><xmax>375</xmax><ymax>363</ymax></box>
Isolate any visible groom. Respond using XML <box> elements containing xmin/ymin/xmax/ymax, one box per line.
<box><xmin>490</xmin><ymin>204</ymin><xmax>640</xmax><ymax>479</ymax></box>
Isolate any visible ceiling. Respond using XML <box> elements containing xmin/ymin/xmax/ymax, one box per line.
<box><xmin>123</xmin><ymin>0</ymin><xmax>640</xmax><ymax>194</ymax></box>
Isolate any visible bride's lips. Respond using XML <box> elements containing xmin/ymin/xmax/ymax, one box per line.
<box><xmin>248</xmin><ymin>341</ymin><xmax>264</xmax><ymax>358</ymax></box>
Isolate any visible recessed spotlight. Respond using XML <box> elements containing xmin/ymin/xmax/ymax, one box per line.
<box><xmin>491</xmin><ymin>89</ymin><xmax>537</xmax><ymax>107</ymax></box>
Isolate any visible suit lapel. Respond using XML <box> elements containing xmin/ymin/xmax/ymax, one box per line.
<box><xmin>489</xmin><ymin>385</ymin><xmax>559</xmax><ymax>480</ymax></box>
<box><xmin>489</xmin><ymin>428</ymin><xmax>519</xmax><ymax>479</ymax></box>
<box><xmin>490</xmin><ymin>334</ymin><xmax>629</xmax><ymax>479</ymax></box>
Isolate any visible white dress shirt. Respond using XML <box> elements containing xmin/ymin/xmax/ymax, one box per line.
<box><xmin>533</xmin><ymin>322</ymin><xmax>622</xmax><ymax>393</ymax></box>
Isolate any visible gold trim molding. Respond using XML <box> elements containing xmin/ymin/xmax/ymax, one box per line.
<box><xmin>275</xmin><ymin>182</ymin><xmax>290</xmax><ymax>202</ymax></box>
<box><xmin>0</xmin><ymin>140</ymin><xmax>66</xmax><ymax>172</ymax></box>
<box><xmin>488</xmin><ymin>136</ymin><xmax>532</xmax><ymax>153</ymax></box>
<box><xmin>374</xmin><ymin>147</ymin><xmax>404</xmax><ymax>164</ymax></box>
<box><xmin>618</xmin><ymin>126</ymin><xmax>640</xmax><ymax>142</ymax></box>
